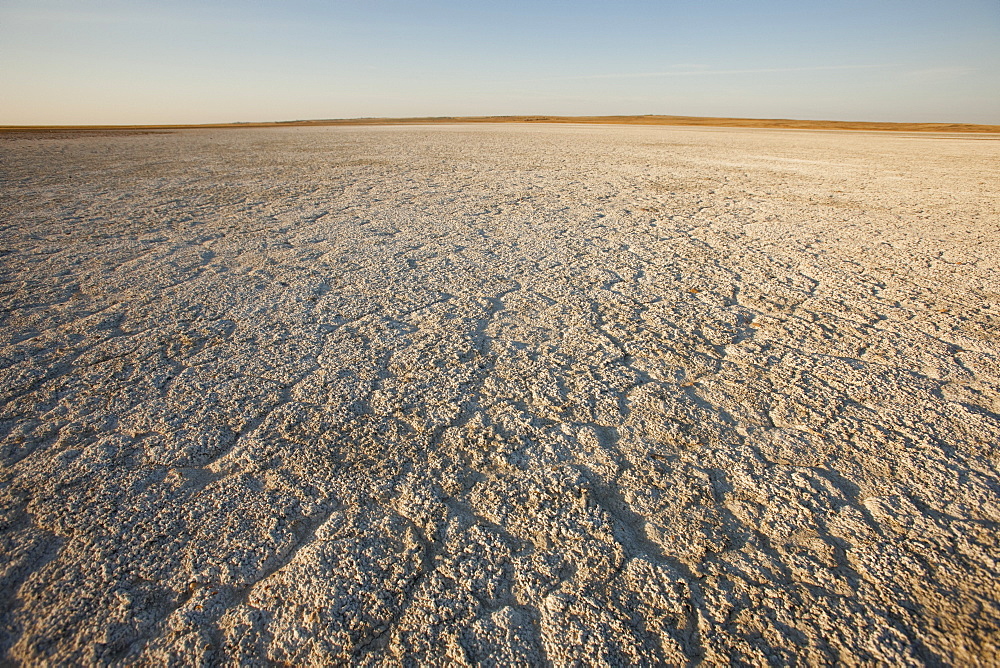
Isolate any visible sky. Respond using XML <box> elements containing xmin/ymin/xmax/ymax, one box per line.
<box><xmin>1</xmin><ymin>0</ymin><xmax>998</xmax><ymax>125</ymax></box>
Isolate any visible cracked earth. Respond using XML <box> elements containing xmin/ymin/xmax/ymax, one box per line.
<box><xmin>1</xmin><ymin>125</ymin><xmax>999</xmax><ymax>665</ymax></box>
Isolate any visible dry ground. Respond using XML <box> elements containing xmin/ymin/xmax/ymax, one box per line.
<box><xmin>1</xmin><ymin>125</ymin><xmax>999</xmax><ymax>665</ymax></box>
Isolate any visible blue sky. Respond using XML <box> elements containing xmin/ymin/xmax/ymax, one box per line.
<box><xmin>1</xmin><ymin>0</ymin><xmax>997</xmax><ymax>124</ymax></box>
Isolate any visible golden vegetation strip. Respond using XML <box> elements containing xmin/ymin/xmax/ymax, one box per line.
<box><xmin>2</xmin><ymin>115</ymin><xmax>999</xmax><ymax>134</ymax></box>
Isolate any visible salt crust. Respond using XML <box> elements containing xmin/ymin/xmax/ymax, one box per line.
<box><xmin>0</xmin><ymin>125</ymin><xmax>998</xmax><ymax>664</ymax></box>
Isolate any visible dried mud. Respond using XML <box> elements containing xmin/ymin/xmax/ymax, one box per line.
<box><xmin>1</xmin><ymin>125</ymin><xmax>998</xmax><ymax>665</ymax></box>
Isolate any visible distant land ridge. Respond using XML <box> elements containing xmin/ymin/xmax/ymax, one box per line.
<box><xmin>2</xmin><ymin>114</ymin><xmax>998</xmax><ymax>133</ymax></box>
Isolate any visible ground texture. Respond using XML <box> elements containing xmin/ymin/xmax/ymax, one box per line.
<box><xmin>1</xmin><ymin>125</ymin><xmax>999</xmax><ymax>665</ymax></box>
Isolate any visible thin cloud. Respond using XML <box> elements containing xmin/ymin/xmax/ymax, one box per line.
<box><xmin>554</xmin><ymin>63</ymin><xmax>896</xmax><ymax>81</ymax></box>
<box><xmin>0</xmin><ymin>8</ymin><xmax>143</xmax><ymax>24</ymax></box>
<box><xmin>906</xmin><ymin>67</ymin><xmax>975</xmax><ymax>79</ymax></box>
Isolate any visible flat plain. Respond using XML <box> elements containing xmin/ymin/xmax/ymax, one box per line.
<box><xmin>1</xmin><ymin>124</ymin><xmax>998</xmax><ymax>665</ymax></box>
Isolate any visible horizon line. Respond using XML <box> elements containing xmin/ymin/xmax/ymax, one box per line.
<box><xmin>2</xmin><ymin>113</ymin><xmax>999</xmax><ymax>134</ymax></box>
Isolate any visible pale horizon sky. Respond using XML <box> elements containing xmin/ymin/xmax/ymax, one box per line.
<box><xmin>1</xmin><ymin>0</ymin><xmax>998</xmax><ymax>125</ymax></box>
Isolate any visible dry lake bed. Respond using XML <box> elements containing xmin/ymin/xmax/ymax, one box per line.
<box><xmin>1</xmin><ymin>124</ymin><xmax>998</xmax><ymax>665</ymax></box>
